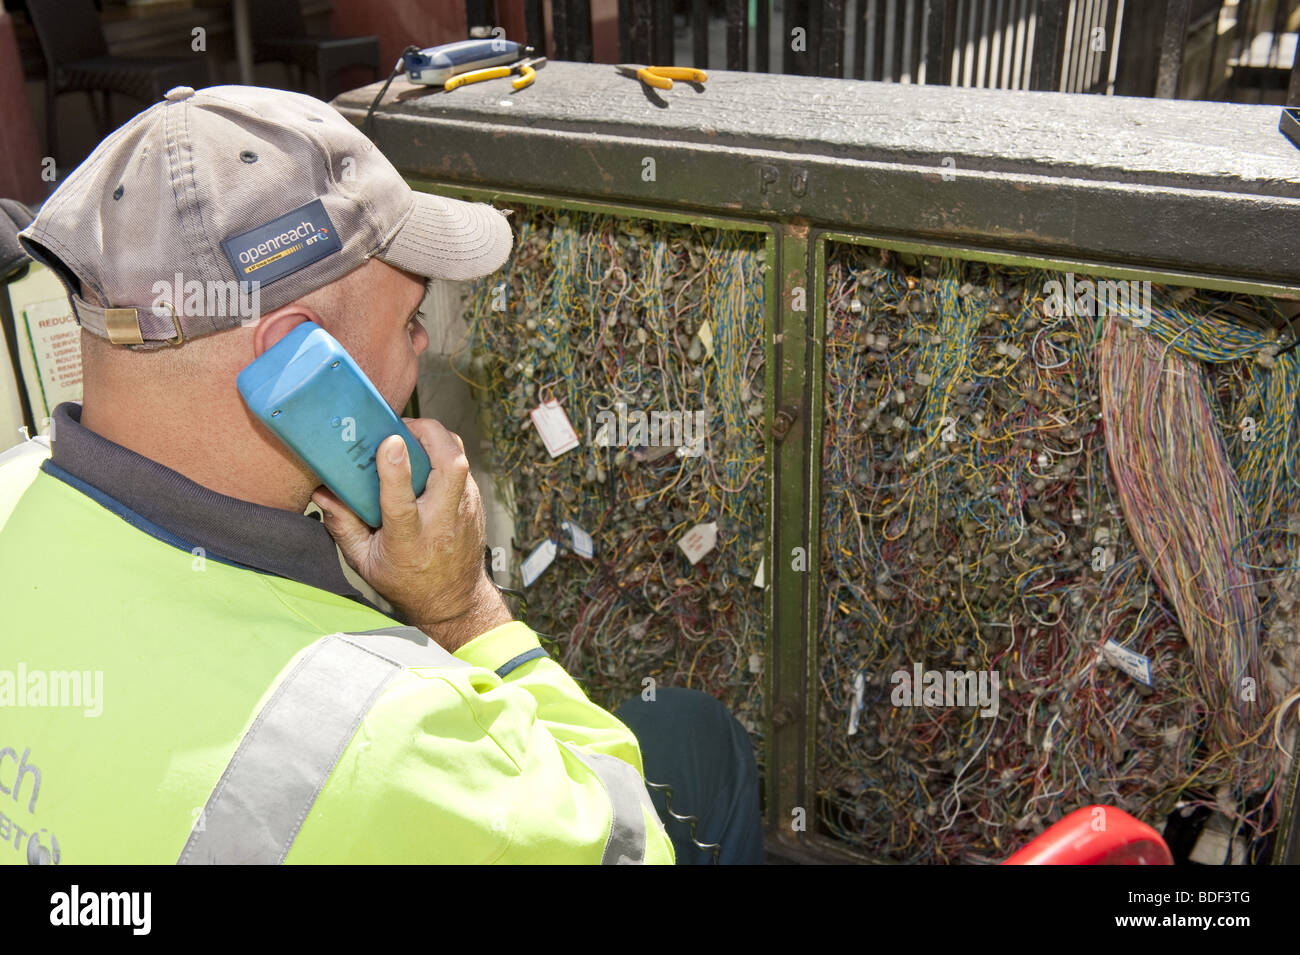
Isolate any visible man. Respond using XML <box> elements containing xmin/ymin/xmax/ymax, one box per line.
<box><xmin>0</xmin><ymin>85</ymin><xmax>761</xmax><ymax>864</ymax></box>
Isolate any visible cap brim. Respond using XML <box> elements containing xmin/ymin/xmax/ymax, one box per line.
<box><xmin>375</xmin><ymin>191</ymin><xmax>514</xmax><ymax>281</ymax></box>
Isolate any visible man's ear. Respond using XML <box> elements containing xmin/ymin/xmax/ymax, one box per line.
<box><xmin>252</xmin><ymin>303</ymin><xmax>322</xmax><ymax>357</ymax></box>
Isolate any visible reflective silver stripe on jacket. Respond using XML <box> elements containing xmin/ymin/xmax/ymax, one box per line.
<box><xmin>178</xmin><ymin>626</ymin><xmax>468</xmax><ymax>865</ymax></box>
<box><xmin>562</xmin><ymin>742</ymin><xmax>660</xmax><ymax>865</ymax></box>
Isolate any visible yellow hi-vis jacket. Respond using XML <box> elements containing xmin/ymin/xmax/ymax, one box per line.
<box><xmin>0</xmin><ymin>437</ymin><xmax>674</xmax><ymax>864</ymax></box>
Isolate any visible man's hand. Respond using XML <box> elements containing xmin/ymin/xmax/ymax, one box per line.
<box><xmin>311</xmin><ymin>417</ymin><xmax>513</xmax><ymax>653</ymax></box>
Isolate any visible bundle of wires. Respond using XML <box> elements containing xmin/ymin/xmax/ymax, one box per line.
<box><xmin>817</xmin><ymin>246</ymin><xmax>1300</xmax><ymax>863</ymax></box>
<box><xmin>461</xmin><ymin>203</ymin><xmax>768</xmax><ymax>755</ymax></box>
<box><xmin>1099</xmin><ymin>319</ymin><xmax>1274</xmax><ymax>814</ymax></box>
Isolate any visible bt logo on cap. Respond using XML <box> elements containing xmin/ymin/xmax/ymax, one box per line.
<box><xmin>223</xmin><ymin>200</ymin><xmax>342</xmax><ymax>285</ymax></box>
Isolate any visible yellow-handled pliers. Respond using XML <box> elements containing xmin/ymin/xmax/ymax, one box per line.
<box><xmin>445</xmin><ymin>56</ymin><xmax>548</xmax><ymax>92</ymax></box>
<box><xmin>614</xmin><ymin>64</ymin><xmax>708</xmax><ymax>91</ymax></box>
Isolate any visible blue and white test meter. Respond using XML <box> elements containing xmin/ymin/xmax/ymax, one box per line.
<box><xmin>400</xmin><ymin>38</ymin><xmax>529</xmax><ymax>87</ymax></box>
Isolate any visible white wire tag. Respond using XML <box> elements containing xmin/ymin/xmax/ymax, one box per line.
<box><xmin>529</xmin><ymin>399</ymin><xmax>580</xmax><ymax>458</ymax></box>
<box><xmin>1102</xmin><ymin>639</ymin><xmax>1153</xmax><ymax>687</ymax></box>
<box><xmin>677</xmin><ymin>521</ymin><xmax>718</xmax><ymax>565</ymax></box>
<box><xmin>521</xmin><ymin>538</ymin><xmax>558</xmax><ymax>587</ymax></box>
<box><xmin>848</xmin><ymin>671</ymin><xmax>865</xmax><ymax>736</ymax></box>
<box><xmin>697</xmin><ymin>319</ymin><xmax>714</xmax><ymax>360</ymax></box>
<box><xmin>561</xmin><ymin>520</ymin><xmax>594</xmax><ymax>559</ymax></box>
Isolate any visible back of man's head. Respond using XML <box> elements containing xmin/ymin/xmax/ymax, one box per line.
<box><xmin>18</xmin><ymin>83</ymin><xmax>509</xmax><ymax>354</ymax></box>
<box><xmin>18</xmin><ymin>85</ymin><xmax>509</xmax><ymax>507</ymax></box>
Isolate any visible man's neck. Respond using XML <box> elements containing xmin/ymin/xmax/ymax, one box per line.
<box><xmin>77</xmin><ymin>395</ymin><xmax>317</xmax><ymax>514</ymax></box>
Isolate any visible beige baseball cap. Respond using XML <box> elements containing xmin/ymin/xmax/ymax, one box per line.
<box><xmin>18</xmin><ymin>85</ymin><xmax>514</xmax><ymax>349</ymax></box>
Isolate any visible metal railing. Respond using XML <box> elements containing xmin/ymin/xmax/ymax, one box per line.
<box><xmin>469</xmin><ymin>0</ymin><xmax>1300</xmax><ymax>101</ymax></box>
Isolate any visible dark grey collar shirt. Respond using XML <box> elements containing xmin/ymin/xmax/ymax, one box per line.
<box><xmin>43</xmin><ymin>401</ymin><xmax>383</xmax><ymax>612</ymax></box>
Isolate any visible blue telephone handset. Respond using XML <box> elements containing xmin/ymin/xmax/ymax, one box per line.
<box><xmin>237</xmin><ymin>321</ymin><xmax>432</xmax><ymax>528</ymax></box>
